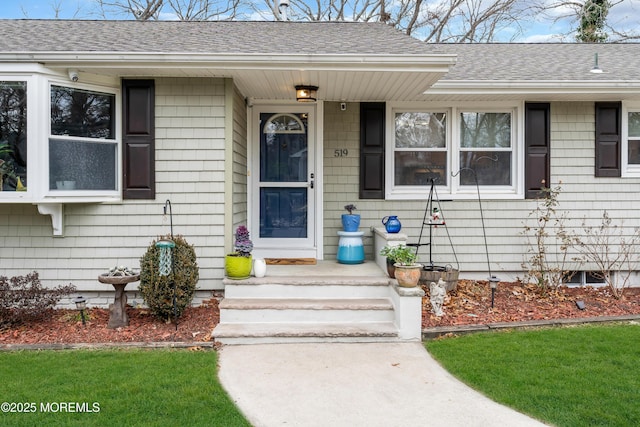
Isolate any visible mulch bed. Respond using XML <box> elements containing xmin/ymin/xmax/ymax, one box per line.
<box><xmin>0</xmin><ymin>299</ymin><xmax>220</xmax><ymax>345</ymax></box>
<box><xmin>1</xmin><ymin>283</ymin><xmax>639</xmax><ymax>345</ymax></box>
<box><xmin>422</xmin><ymin>280</ymin><xmax>640</xmax><ymax>329</ymax></box>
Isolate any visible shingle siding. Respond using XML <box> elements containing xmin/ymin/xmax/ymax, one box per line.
<box><xmin>0</xmin><ymin>77</ymin><xmax>229</xmax><ymax>305</ymax></box>
<box><xmin>322</xmin><ymin>101</ymin><xmax>640</xmax><ymax>281</ymax></box>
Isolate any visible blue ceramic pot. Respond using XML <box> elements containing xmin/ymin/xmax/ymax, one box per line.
<box><xmin>382</xmin><ymin>215</ymin><xmax>401</xmax><ymax>233</ymax></box>
<box><xmin>341</xmin><ymin>214</ymin><xmax>360</xmax><ymax>232</ymax></box>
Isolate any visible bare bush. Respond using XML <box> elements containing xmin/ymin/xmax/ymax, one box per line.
<box><xmin>574</xmin><ymin>211</ymin><xmax>640</xmax><ymax>299</ymax></box>
<box><xmin>0</xmin><ymin>272</ymin><xmax>76</xmax><ymax>327</ymax></box>
<box><xmin>521</xmin><ymin>183</ymin><xmax>575</xmax><ymax>293</ymax></box>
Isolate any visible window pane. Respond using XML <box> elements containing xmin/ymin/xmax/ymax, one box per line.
<box><xmin>49</xmin><ymin>139</ymin><xmax>116</xmax><ymax>190</ymax></box>
<box><xmin>460</xmin><ymin>112</ymin><xmax>511</xmax><ymax>148</ymax></box>
<box><xmin>629</xmin><ymin>112</ymin><xmax>640</xmax><ymax>138</ymax></box>
<box><xmin>460</xmin><ymin>151</ymin><xmax>511</xmax><ymax>185</ymax></box>
<box><xmin>260</xmin><ymin>113</ymin><xmax>307</xmax><ymax>182</ymax></box>
<box><xmin>628</xmin><ymin>140</ymin><xmax>640</xmax><ymax>164</ymax></box>
<box><xmin>395</xmin><ymin>112</ymin><xmax>446</xmax><ymax>148</ymax></box>
<box><xmin>260</xmin><ymin>187</ymin><xmax>307</xmax><ymax>238</ymax></box>
<box><xmin>0</xmin><ymin>81</ymin><xmax>27</xmax><ymax>191</ymax></box>
<box><xmin>51</xmin><ymin>86</ymin><xmax>115</xmax><ymax>139</ymax></box>
<box><xmin>395</xmin><ymin>151</ymin><xmax>447</xmax><ymax>186</ymax></box>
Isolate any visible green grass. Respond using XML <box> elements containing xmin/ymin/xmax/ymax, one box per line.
<box><xmin>0</xmin><ymin>349</ymin><xmax>250</xmax><ymax>426</ymax></box>
<box><xmin>426</xmin><ymin>323</ymin><xmax>640</xmax><ymax>427</ymax></box>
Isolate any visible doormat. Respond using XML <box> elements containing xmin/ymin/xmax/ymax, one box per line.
<box><xmin>265</xmin><ymin>258</ymin><xmax>317</xmax><ymax>265</ymax></box>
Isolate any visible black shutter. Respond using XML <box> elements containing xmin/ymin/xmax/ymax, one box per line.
<box><xmin>524</xmin><ymin>103</ymin><xmax>550</xmax><ymax>199</ymax></box>
<box><xmin>595</xmin><ymin>102</ymin><xmax>621</xmax><ymax>177</ymax></box>
<box><xmin>360</xmin><ymin>102</ymin><xmax>385</xmax><ymax>199</ymax></box>
<box><xmin>122</xmin><ymin>79</ymin><xmax>155</xmax><ymax>199</ymax></box>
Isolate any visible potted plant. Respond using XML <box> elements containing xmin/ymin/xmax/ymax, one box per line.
<box><xmin>380</xmin><ymin>244</ymin><xmax>405</xmax><ymax>278</ymax></box>
<box><xmin>225</xmin><ymin>225</ymin><xmax>253</xmax><ymax>279</ymax></box>
<box><xmin>342</xmin><ymin>204</ymin><xmax>360</xmax><ymax>232</ymax></box>
<box><xmin>389</xmin><ymin>245</ymin><xmax>422</xmax><ymax>288</ymax></box>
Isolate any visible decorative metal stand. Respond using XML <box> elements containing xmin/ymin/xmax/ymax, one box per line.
<box><xmin>409</xmin><ymin>178</ymin><xmax>459</xmax><ymax>291</ymax></box>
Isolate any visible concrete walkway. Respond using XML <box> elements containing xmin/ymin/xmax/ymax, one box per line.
<box><xmin>218</xmin><ymin>342</ymin><xmax>548</xmax><ymax>427</ymax></box>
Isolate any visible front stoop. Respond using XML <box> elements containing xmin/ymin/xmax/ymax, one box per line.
<box><xmin>212</xmin><ymin>276</ymin><xmax>424</xmax><ymax>345</ymax></box>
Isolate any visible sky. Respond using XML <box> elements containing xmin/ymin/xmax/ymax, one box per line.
<box><xmin>2</xmin><ymin>0</ymin><xmax>639</xmax><ymax>43</ymax></box>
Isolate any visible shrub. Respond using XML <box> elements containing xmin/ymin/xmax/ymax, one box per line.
<box><xmin>520</xmin><ymin>183</ymin><xmax>575</xmax><ymax>292</ymax></box>
<box><xmin>574</xmin><ymin>211</ymin><xmax>640</xmax><ymax>299</ymax></box>
<box><xmin>139</xmin><ymin>234</ymin><xmax>199</xmax><ymax>322</ymax></box>
<box><xmin>0</xmin><ymin>272</ymin><xmax>76</xmax><ymax>326</ymax></box>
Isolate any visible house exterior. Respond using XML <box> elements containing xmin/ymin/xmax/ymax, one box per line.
<box><xmin>1</xmin><ymin>19</ymin><xmax>640</xmax><ymax>308</ymax></box>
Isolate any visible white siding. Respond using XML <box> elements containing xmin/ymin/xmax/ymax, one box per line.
<box><xmin>0</xmin><ymin>77</ymin><xmax>230</xmax><ymax>305</ymax></box>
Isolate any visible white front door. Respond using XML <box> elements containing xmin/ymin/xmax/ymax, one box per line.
<box><xmin>250</xmin><ymin>104</ymin><xmax>317</xmax><ymax>259</ymax></box>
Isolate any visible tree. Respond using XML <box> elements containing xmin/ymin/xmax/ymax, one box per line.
<box><xmin>254</xmin><ymin>0</ymin><xmax>534</xmax><ymax>42</ymax></box>
<box><xmin>576</xmin><ymin>0</ymin><xmax>609</xmax><ymax>42</ymax></box>
<box><xmin>538</xmin><ymin>0</ymin><xmax>639</xmax><ymax>42</ymax></box>
<box><xmin>95</xmin><ymin>0</ymin><xmax>242</xmax><ymax>20</ymax></box>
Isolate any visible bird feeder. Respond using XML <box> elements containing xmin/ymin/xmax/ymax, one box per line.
<box><xmin>156</xmin><ymin>239</ymin><xmax>176</xmax><ymax>276</ymax></box>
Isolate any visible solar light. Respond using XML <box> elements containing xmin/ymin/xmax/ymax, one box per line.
<box><xmin>73</xmin><ymin>295</ymin><xmax>87</xmax><ymax>326</ymax></box>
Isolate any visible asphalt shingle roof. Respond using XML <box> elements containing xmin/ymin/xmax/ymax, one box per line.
<box><xmin>0</xmin><ymin>20</ymin><xmax>431</xmax><ymax>55</ymax></box>
<box><xmin>432</xmin><ymin>43</ymin><xmax>640</xmax><ymax>81</ymax></box>
<box><xmin>1</xmin><ymin>20</ymin><xmax>639</xmax><ymax>83</ymax></box>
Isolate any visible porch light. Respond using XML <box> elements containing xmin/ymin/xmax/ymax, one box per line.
<box><xmin>295</xmin><ymin>85</ymin><xmax>318</xmax><ymax>102</ymax></box>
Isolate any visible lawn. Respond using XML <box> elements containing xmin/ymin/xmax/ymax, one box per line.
<box><xmin>0</xmin><ymin>349</ymin><xmax>250</xmax><ymax>426</ymax></box>
<box><xmin>426</xmin><ymin>323</ymin><xmax>640</xmax><ymax>427</ymax></box>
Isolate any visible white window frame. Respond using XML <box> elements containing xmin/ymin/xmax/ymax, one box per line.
<box><xmin>0</xmin><ymin>67</ymin><xmax>121</xmax><ymax>204</ymax></box>
<box><xmin>386</xmin><ymin>102</ymin><xmax>523</xmax><ymax>200</ymax></box>
<box><xmin>0</xmin><ymin>75</ymin><xmax>36</xmax><ymax>202</ymax></box>
<box><xmin>622</xmin><ymin>101</ymin><xmax>640</xmax><ymax>178</ymax></box>
<box><xmin>45</xmin><ymin>80</ymin><xmax>121</xmax><ymax>200</ymax></box>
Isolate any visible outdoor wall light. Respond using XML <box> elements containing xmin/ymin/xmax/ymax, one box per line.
<box><xmin>295</xmin><ymin>85</ymin><xmax>318</xmax><ymax>102</ymax></box>
<box><xmin>73</xmin><ymin>295</ymin><xmax>87</xmax><ymax>326</ymax></box>
<box><xmin>68</xmin><ymin>69</ymin><xmax>79</xmax><ymax>82</ymax></box>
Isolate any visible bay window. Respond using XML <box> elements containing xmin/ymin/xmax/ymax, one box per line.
<box><xmin>0</xmin><ymin>70</ymin><xmax>120</xmax><ymax>203</ymax></box>
<box><xmin>49</xmin><ymin>85</ymin><xmax>117</xmax><ymax>192</ymax></box>
<box><xmin>388</xmin><ymin>104</ymin><xmax>519</xmax><ymax>199</ymax></box>
<box><xmin>0</xmin><ymin>81</ymin><xmax>27</xmax><ymax>192</ymax></box>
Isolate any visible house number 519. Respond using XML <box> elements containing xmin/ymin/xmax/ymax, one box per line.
<box><xmin>334</xmin><ymin>149</ymin><xmax>348</xmax><ymax>157</ymax></box>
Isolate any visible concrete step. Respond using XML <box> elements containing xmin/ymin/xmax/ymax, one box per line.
<box><xmin>212</xmin><ymin>322</ymin><xmax>400</xmax><ymax>345</ymax></box>
<box><xmin>219</xmin><ymin>298</ymin><xmax>395</xmax><ymax>323</ymax></box>
<box><xmin>222</xmin><ymin>276</ymin><xmax>392</xmax><ymax>299</ymax></box>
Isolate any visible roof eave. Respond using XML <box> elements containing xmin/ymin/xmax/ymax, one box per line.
<box><xmin>0</xmin><ymin>52</ymin><xmax>457</xmax><ymax>72</ymax></box>
<box><xmin>424</xmin><ymin>80</ymin><xmax>640</xmax><ymax>101</ymax></box>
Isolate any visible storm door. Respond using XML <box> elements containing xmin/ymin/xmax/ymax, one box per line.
<box><xmin>251</xmin><ymin>105</ymin><xmax>316</xmax><ymax>259</ymax></box>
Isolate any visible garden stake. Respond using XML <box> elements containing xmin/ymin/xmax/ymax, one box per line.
<box><xmin>158</xmin><ymin>199</ymin><xmax>178</xmax><ymax>330</ymax></box>
<box><xmin>452</xmin><ymin>165</ymin><xmax>500</xmax><ymax>307</ymax></box>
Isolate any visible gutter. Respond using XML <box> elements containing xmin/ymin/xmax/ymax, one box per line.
<box><xmin>0</xmin><ymin>52</ymin><xmax>458</xmax><ymax>73</ymax></box>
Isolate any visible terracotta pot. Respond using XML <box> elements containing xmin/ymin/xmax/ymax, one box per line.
<box><xmin>393</xmin><ymin>263</ymin><xmax>422</xmax><ymax>288</ymax></box>
<box><xmin>225</xmin><ymin>255</ymin><xmax>252</xmax><ymax>279</ymax></box>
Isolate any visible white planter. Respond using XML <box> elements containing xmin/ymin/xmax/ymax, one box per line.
<box><xmin>253</xmin><ymin>258</ymin><xmax>267</xmax><ymax>278</ymax></box>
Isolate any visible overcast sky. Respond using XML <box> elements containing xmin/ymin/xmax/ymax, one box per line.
<box><xmin>2</xmin><ymin>0</ymin><xmax>639</xmax><ymax>43</ymax></box>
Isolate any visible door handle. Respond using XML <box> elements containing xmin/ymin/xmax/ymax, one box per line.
<box><xmin>309</xmin><ymin>173</ymin><xmax>314</xmax><ymax>189</ymax></box>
